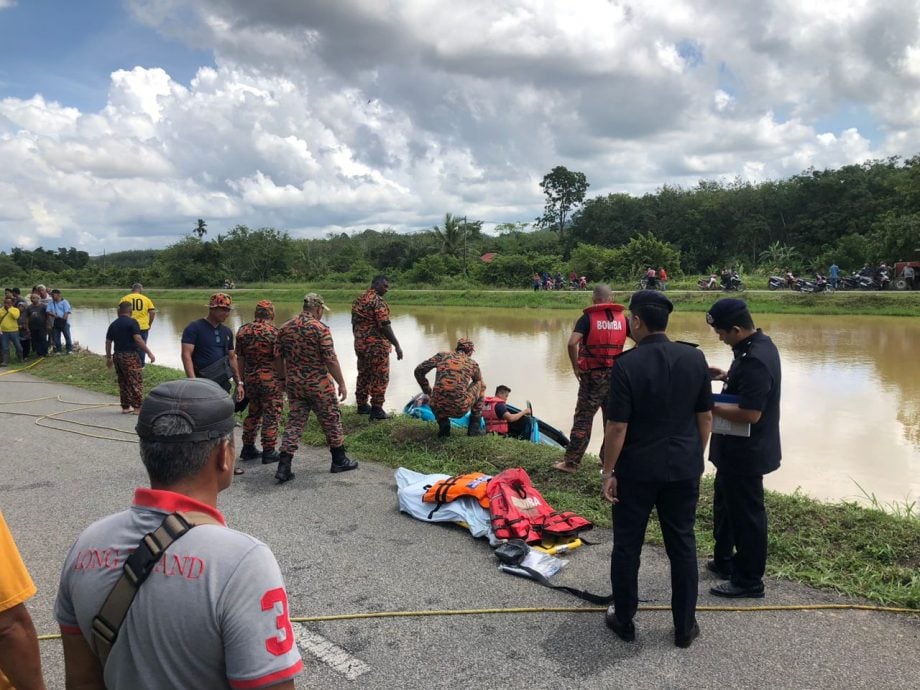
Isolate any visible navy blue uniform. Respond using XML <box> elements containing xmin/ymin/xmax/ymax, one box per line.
<box><xmin>605</xmin><ymin>334</ymin><xmax>713</xmax><ymax>637</ymax></box>
<box><xmin>709</xmin><ymin>330</ymin><xmax>782</xmax><ymax>589</ymax></box>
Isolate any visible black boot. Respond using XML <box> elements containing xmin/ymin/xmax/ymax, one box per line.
<box><xmin>369</xmin><ymin>406</ymin><xmax>390</xmax><ymax>420</ymax></box>
<box><xmin>467</xmin><ymin>414</ymin><xmax>486</xmax><ymax>437</ymax></box>
<box><xmin>275</xmin><ymin>452</ymin><xmax>295</xmax><ymax>483</ymax></box>
<box><xmin>261</xmin><ymin>448</ymin><xmax>280</xmax><ymax>464</ymax></box>
<box><xmin>330</xmin><ymin>446</ymin><xmax>359</xmax><ymax>473</ymax></box>
<box><xmin>239</xmin><ymin>444</ymin><xmax>261</xmax><ymax>461</ymax></box>
<box><xmin>356</xmin><ymin>403</ymin><xmax>371</xmax><ymax>414</ymax></box>
<box><xmin>437</xmin><ymin>418</ymin><xmax>451</xmax><ymax>438</ymax></box>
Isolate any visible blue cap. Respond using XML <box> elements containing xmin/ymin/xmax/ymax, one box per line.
<box><xmin>628</xmin><ymin>290</ymin><xmax>673</xmax><ymax>313</ymax></box>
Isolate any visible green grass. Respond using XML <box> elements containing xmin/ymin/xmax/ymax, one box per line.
<box><xmin>62</xmin><ymin>285</ymin><xmax>920</xmax><ymax>317</ymax></box>
<box><xmin>15</xmin><ymin>351</ymin><xmax>920</xmax><ymax>609</ymax></box>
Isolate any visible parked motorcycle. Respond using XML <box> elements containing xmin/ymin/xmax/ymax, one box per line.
<box><xmin>836</xmin><ymin>273</ymin><xmax>861</xmax><ymax>290</ymax></box>
<box><xmin>768</xmin><ymin>276</ymin><xmax>786</xmax><ymax>290</ymax></box>
<box><xmin>697</xmin><ymin>277</ymin><xmax>720</xmax><ymax>290</ymax></box>
<box><xmin>722</xmin><ymin>274</ymin><xmax>744</xmax><ymax>291</ymax></box>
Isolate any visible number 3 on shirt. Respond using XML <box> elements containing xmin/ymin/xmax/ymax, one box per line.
<box><xmin>261</xmin><ymin>587</ymin><xmax>295</xmax><ymax>655</ymax></box>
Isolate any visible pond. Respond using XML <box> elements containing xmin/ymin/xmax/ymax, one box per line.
<box><xmin>63</xmin><ymin>299</ymin><xmax>920</xmax><ymax>507</ymax></box>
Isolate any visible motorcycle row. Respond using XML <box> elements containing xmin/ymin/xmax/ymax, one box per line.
<box><xmin>696</xmin><ymin>271</ymin><xmax>744</xmax><ymax>292</ymax></box>
<box><xmin>769</xmin><ymin>266</ymin><xmax>891</xmax><ymax>293</ymax></box>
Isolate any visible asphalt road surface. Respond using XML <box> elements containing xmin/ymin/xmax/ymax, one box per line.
<box><xmin>1</xmin><ymin>373</ymin><xmax>917</xmax><ymax>689</ymax></box>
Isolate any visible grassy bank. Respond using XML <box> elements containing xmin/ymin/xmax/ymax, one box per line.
<box><xmin>8</xmin><ymin>351</ymin><xmax>920</xmax><ymax>609</ymax></box>
<box><xmin>62</xmin><ymin>286</ymin><xmax>920</xmax><ymax>317</ymax></box>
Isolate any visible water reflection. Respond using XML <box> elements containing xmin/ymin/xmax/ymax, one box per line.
<box><xmin>66</xmin><ymin>301</ymin><xmax>920</xmax><ymax>506</ymax></box>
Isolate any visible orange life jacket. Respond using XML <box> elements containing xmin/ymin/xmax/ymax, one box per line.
<box><xmin>577</xmin><ymin>303</ymin><xmax>628</xmax><ymax>371</ymax></box>
<box><xmin>422</xmin><ymin>472</ymin><xmax>492</xmax><ymax>519</ymax></box>
<box><xmin>482</xmin><ymin>396</ymin><xmax>509</xmax><ymax>434</ymax></box>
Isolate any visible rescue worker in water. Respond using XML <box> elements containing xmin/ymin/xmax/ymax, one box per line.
<box><xmin>482</xmin><ymin>385</ymin><xmax>533</xmax><ymax>440</ymax></box>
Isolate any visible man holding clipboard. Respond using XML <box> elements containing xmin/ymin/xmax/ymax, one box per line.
<box><xmin>706</xmin><ymin>298</ymin><xmax>782</xmax><ymax>599</ymax></box>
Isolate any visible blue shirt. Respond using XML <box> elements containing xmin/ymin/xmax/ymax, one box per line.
<box><xmin>47</xmin><ymin>299</ymin><xmax>72</xmax><ymax>319</ymax></box>
<box><xmin>181</xmin><ymin>318</ymin><xmax>234</xmax><ymax>372</ymax></box>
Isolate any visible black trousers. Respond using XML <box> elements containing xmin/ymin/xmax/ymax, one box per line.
<box><xmin>712</xmin><ymin>470</ymin><xmax>767</xmax><ymax>589</ymax></box>
<box><xmin>610</xmin><ymin>477</ymin><xmax>700</xmax><ymax>635</ymax></box>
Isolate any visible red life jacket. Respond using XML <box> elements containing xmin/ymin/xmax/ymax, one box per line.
<box><xmin>482</xmin><ymin>396</ymin><xmax>509</xmax><ymax>434</ymax></box>
<box><xmin>487</xmin><ymin>468</ymin><xmax>593</xmax><ymax>544</ymax></box>
<box><xmin>577</xmin><ymin>303</ymin><xmax>628</xmax><ymax>371</ymax></box>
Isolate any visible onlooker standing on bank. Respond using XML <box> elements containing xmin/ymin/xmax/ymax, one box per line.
<box><xmin>0</xmin><ymin>511</ymin><xmax>46</xmax><ymax>690</ymax></box>
<box><xmin>706</xmin><ymin>298</ymin><xmax>782</xmax><ymax>599</ymax></box>
<box><xmin>180</xmin><ymin>293</ymin><xmax>244</xmax><ymax>402</ymax></box>
<box><xmin>120</xmin><ymin>283</ymin><xmax>156</xmax><ymax>366</ymax></box>
<box><xmin>23</xmin><ymin>294</ymin><xmax>48</xmax><ymax>359</ymax></box>
<box><xmin>351</xmin><ymin>275</ymin><xmax>403</xmax><ymax>420</ymax></box>
<box><xmin>235</xmin><ymin>300</ymin><xmax>283</xmax><ymax>465</ymax></box>
<box><xmin>555</xmin><ymin>284</ymin><xmax>629</xmax><ymax>474</ymax></box>
<box><xmin>54</xmin><ymin>379</ymin><xmax>303</xmax><ymax>689</ymax></box>
<box><xmin>47</xmin><ymin>288</ymin><xmax>73</xmax><ymax>354</ymax></box>
<box><xmin>601</xmin><ymin>290</ymin><xmax>712</xmax><ymax>648</ymax></box>
<box><xmin>274</xmin><ymin>293</ymin><xmax>358</xmax><ymax>482</ymax></box>
<box><xmin>106</xmin><ymin>301</ymin><xmax>156</xmax><ymax>414</ymax></box>
<box><xmin>0</xmin><ymin>296</ymin><xmax>23</xmax><ymax>366</ymax></box>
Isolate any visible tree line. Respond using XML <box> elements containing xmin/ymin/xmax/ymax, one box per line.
<box><xmin>1</xmin><ymin>156</ymin><xmax>918</xmax><ymax>289</ymax></box>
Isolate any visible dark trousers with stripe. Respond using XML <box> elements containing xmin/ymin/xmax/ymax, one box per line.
<box><xmin>712</xmin><ymin>470</ymin><xmax>767</xmax><ymax>589</ymax></box>
<box><xmin>610</xmin><ymin>477</ymin><xmax>700</xmax><ymax>635</ymax></box>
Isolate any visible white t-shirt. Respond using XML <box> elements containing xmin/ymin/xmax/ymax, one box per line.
<box><xmin>55</xmin><ymin>488</ymin><xmax>303</xmax><ymax>689</ymax></box>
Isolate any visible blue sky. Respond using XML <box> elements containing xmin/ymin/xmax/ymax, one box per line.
<box><xmin>1</xmin><ymin>0</ymin><xmax>918</xmax><ymax>254</ymax></box>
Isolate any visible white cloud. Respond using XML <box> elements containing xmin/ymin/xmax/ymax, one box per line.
<box><xmin>1</xmin><ymin>0</ymin><xmax>919</xmax><ymax>252</ymax></box>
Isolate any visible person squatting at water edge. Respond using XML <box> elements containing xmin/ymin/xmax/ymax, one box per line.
<box><xmin>180</xmin><ymin>293</ymin><xmax>245</xmax><ymax>403</ymax></box>
<box><xmin>555</xmin><ymin>284</ymin><xmax>631</xmax><ymax>474</ymax></box>
<box><xmin>601</xmin><ymin>290</ymin><xmax>713</xmax><ymax>648</ymax></box>
<box><xmin>274</xmin><ymin>293</ymin><xmax>358</xmax><ymax>483</ymax></box>
<box><xmin>414</xmin><ymin>337</ymin><xmax>486</xmax><ymax>438</ymax></box>
<box><xmin>705</xmin><ymin>298</ymin><xmax>782</xmax><ymax>599</ymax></box>
<box><xmin>105</xmin><ymin>301</ymin><xmax>156</xmax><ymax>415</ymax></box>
<box><xmin>235</xmin><ymin>300</ymin><xmax>284</xmax><ymax>469</ymax></box>
<box><xmin>54</xmin><ymin>379</ymin><xmax>303</xmax><ymax>689</ymax></box>
<box><xmin>352</xmin><ymin>275</ymin><xmax>403</xmax><ymax>420</ymax></box>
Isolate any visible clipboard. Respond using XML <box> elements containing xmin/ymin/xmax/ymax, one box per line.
<box><xmin>712</xmin><ymin>394</ymin><xmax>751</xmax><ymax>437</ymax></box>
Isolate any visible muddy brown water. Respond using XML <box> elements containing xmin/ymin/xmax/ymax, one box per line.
<box><xmin>62</xmin><ymin>300</ymin><xmax>920</xmax><ymax>506</ymax></box>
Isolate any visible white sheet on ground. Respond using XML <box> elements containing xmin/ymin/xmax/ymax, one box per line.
<box><xmin>395</xmin><ymin>467</ymin><xmax>498</xmax><ymax>546</ymax></box>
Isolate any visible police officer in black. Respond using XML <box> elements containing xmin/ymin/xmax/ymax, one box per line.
<box><xmin>601</xmin><ymin>290</ymin><xmax>713</xmax><ymax>649</ymax></box>
<box><xmin>706</xmin><ymin>298</ymin><xmax>782</xmax><ymax>598</ymax></box>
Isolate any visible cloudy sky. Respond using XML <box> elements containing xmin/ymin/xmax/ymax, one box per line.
<box><xmin>1</xmin><ymin>0</ymin><xmax>919</xmax><ymax>254</ymax></box>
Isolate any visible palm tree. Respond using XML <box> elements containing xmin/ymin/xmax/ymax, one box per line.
<box><xmin>431</xmin><ymin>213</ymin><xmax>465</xmax><ymax>259</ymax></box>
<box><xmin>194</xmin><ymin>218</ymin><xmax>208</xmax><ymax>239</ymax></box>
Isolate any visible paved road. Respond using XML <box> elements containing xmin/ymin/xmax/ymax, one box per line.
<box><xmin>1</xmin><ymin>373</ymin><xmax>917</xmax><ymax>689</ymax></box>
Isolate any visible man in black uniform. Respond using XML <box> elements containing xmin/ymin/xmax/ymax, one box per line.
<box><xmin>601</xmin><ymin>290</ymin><xmax>713</xmax><ymax>648</ymax></box>
<box><xmin>706</xmin><ymin>298</ymin><xmax>782</xmax><ymax>598</ymax></box>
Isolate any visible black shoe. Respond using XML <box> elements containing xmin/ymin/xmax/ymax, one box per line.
<box><xmin>675</xmin><ymin>621</ymin><xmax>700</xmax><ymax>648</ymax></box>
<box><xmin>706</xmin><ymin>559</ymin><xmax>732</xmax><ymax>580</ymax></box>
<box><xmin>369</xmin><ymin>406</ymin><xmax>390</xmax><ymax>420</ymax></box>
<box><xmin>330</xmin><ymin>446</ymin><xmax>359</xmax><ymax>473</ymax></box>
<box><xmin>604</xmin><ymin>607</ymin><xmax>635</xmax><ymax>642</ymax></box>
<box><xmin>467</xmin><ymin>415</ymin><xmax>486</xmax><ymax>437</ymax></box>
<box><xmin>437</xmin><ymin>418</ymin><xmax>451</xmax><ymax>438</ymax></box>
<box><xmin>261</xmin><ymin>449</ymin><xmax>280</xmax><ymax>464</ymax></box>
<box><xmin>239</xmin><ymin>444</ymin><xmax>261</xmax><ymax>461</ymax></box>
<box><xmin>275</xmin><ymin>452</ymin><xmax>294</xmax><ymax>483</ymax></box>
<box><xmin>710</xmin><ymin>582</ymin><xmax>764</xmax><ymax>598</ymax></box>
<box><xmin>356</xmin><ymin>403</ymin><xmax>371</xmax><ymax>414</ymax></box>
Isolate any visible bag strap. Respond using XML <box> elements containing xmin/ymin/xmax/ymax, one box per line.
<box><xmin>498</xmin><ymin>564</ymin><xmax>613</xmax><ymax>605</ymax></box>
<box><xmin>91</xmin><ymin>511</ymin><xmax>221</xmax><ymax>667</ymax></box>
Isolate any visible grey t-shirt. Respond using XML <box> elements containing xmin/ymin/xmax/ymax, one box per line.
<box><xmin>55</xmin><ymin>489</ymin><xmax>303</xmax><ymax>689</ymax></box>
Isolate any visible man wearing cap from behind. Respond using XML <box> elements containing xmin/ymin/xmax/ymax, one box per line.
<box><xmin>601</xmin><ymin>290</ymin><xmax>712</xmax><ymax>649</ymax></box>
<box><xmin>54</xmin><ymin>378</ymin><xmax>303</xmax><ymax>689</ymax></box>
<box><xmin>705</xmin><ymin>298</ymin><xmax>782</xmax><ymax>599</ymax></box>
<box><xmin>236</xmin><ymin>300</ymin><xmax>284</xmax><ymax>465</ymax></box>
<box><xmin>274</xmin><ymin>293</ymin><xmax>358</xmax><ymax>483</ymax></box>
<box><xmin>119</xmin><ymin>283</ymin><xmax>156</xmax><ymax>366</ymax></box>
<box><xmin>414</xmin><ymin>337</ymin><xmax>486</xmax><ymax>438</ymax></box>
<box><xmin>180</xmin><ymin>293</ymin><xmax>244</xmax><ymax>403</ymax></box>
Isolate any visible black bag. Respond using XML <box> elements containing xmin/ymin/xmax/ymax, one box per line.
<box><xmin>197</xmin><ymin>356</ymin><xmax>233</xmax><ymax>389</ymax></box>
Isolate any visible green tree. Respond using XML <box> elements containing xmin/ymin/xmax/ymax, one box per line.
<box><xmin>537</xmin><ymin>166</ymin><xmax>589</xmax><ymax>247</ymax></box>
<box><xmin>221</xmin><ymin>225</ymin><xmax>294</xmax><ymax>282</ymax></box>
<box><xmin>194</xmin><ymin>218</ymin><xmax>208</xmax><ymax>239</ymax></box>
<box><xmin>758</xmin><ymin>241</ymin><xmax>801</xmax><ymax>272</ymax></box>
<box><xmin>431</xmin><ymin>213</ymin><xmax>466</xmax><ymax>259</ymax></box>
<box><xmin>607</xmin><ymin>233</ymin><xmax>682</xmax><ymax>281</ymax></box>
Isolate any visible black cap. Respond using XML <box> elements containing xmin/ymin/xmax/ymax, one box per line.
<box><xmin>628</xmin><ymin>289</ymin><xmax>673</xmax><ymax>313</ymax></box>
<box><xmin>706</xmin><ymin>298</ymin><xmax>750</xmax><ymax>329</ymax></box>
<box><xmin>136</xmin><ymin>379</ymin><xmax>236</xmax><ymax>443</ymax></box>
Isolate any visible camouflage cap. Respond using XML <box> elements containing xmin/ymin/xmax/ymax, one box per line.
<box><xmin>208</xmin><ymin>292</ymin><xmax>233</xmax><ymax>309</ymax></box>
<box><xmin>456</xmin><ymin>337</ymin><xmax>474</xmax><ymax>353</ymax></box>
<box><xmin>304</xmin><ymin>292</ymin><xmax>330</xmax><ymax>313</ymax></box>
<box><xmin>255</xmin><ymin>299</ymin><xmax>274</xmax><ymax>319</ymax></box>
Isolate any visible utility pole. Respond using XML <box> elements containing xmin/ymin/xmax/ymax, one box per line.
<box><xmin>462</xmin><ymin>215</ymin><xmax>468</xmax><ymax>277</ymax></box>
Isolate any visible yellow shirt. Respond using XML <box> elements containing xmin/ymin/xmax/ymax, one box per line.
<box><xmin>0</xmin><ymin>511</ymin><xmax>37</xmax><ymax>690</ymax></box>
<box><xmin>119</xmin><ymin>292</ymin><xmax>156</xmax><ymax>330</ymax></box>
<box><xmin>0</xmin><ymin>306</ymin><xmax>20</xmax><ymax>333</ymax></box>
